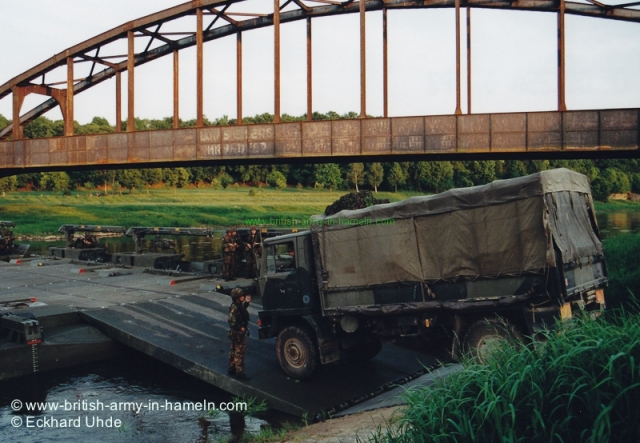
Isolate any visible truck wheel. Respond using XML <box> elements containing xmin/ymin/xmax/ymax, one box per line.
<box><xmin>276</xmin><ymin>325</ymin><xmax>318</xmax><ymax>380</ymax></box>
<box><xmin>462</xmin><ymin>319</ymin><xmax>521</xmax><ymax>364</ymax></box>
<box><xmin>345</xmin><ymin>339</ymin><xmax>383</xmax><ymax>364</ymax></box>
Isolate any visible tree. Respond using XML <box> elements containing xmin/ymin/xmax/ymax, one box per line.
<box><xmin>366</xmin><ymin>163</ymin><xmax>384</xmax><ymax>193</ymax></box>
<box><xmin>141</xmin><ymin>168</ymin><xmax>163</xmax><ymax>185</ymax></box>
<box><xmin>219</xmin><ymin>173</ymin><xmax>234</xmax><ymax>189</ymax></box>
<box><xmin>504</xmin><ymin>161</ymin><xmax>528</xmax><ymax>179</ymax></box>
<box><xmin>117</xmin><ymin>169</ymin><xmax>145</xmax><ymax>193</ymax></box>
<box><xmin>23</xmin><ymin>116</ymin><xmax>62</xmax><ymax>139</ymax></box>
<box><xmin>348</xmin><ymin>163</ymin><xmax>365</xmax><ymax>192</ymax></box>
<box><xmin>590</xmin><ymin>177</ymin><xmax>611</xmax><ymax>202</ymax></box>
<box><xmin>39</xmin><ymin>172</ymin><xmax>70</xmax><ymax>192</ymax></box>
<box><xmin>631</xmin><ymin>173</ymin><xmax>640</xmax><ymax>194</ymax></box>
<box><xmin>315</xmin><ymin>164</ymin><xmax>341</xmax><ymax>192</ymax></box>
<box><xmin>387</xmin><ymin>163</ymin><xmax>407</xmax><ymax>192</ymax></box>
<box><xmin>0</xmin><ymin>114</ymin><xmax>9</xmax><ymax>131</ymax></box>
<box><xmin>601</xmin><ymin>168</ymin><xmax>631</xmax><ymax>194</ymax></box>
<box><xmin>412</xmin><ymin>162</ymin><xmax>454</xmax><ymax>193</ymax></box>
<box><xmin>0</xmin><ymin>176</ymin><xmax>17</xmax><ymax>192</ymax></box>
<box><xmin>466</xmin><ymin>161</ymin><xmax>497</xmax><ymax>186</ymax></box>
<box><xmin>163</xmin><ymin>168</ymin><xmax>190</xmax><ymax>188</ymax></box>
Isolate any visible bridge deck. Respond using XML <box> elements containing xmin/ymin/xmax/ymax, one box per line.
<box><xmin>1</xmin><ymin>109</ymin><xmax>637</xmax><ymax>172</ymax></box>
<box><xmin>0</xmin><ymin>260</ymin><xmax>433</xmax><ymax>417</ymax></box>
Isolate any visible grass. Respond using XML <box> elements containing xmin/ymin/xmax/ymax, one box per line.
<box><xmin>602</xmin><ymin>233</ymin><xmax>640</xmax><ymax>313</ymax></box>
<box><xmin>0</xmin><ymin>187</ymin><xmax>411</xmax><ymax>236</ymax></box>
<box><xmin>593</xmin><ymin>199</ymin><xmax>640</xmax><ymax>212</ymax></box>
<box><xmin>369</xmin><ymin>311</ymin><xmax>640</xmax><ymax>443</ymax></box>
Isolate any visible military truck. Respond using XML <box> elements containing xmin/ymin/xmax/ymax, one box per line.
<box><xmin>256</xmin><ymin>169</ymin><xmax>607</xmax><ymax>380</ymax></box>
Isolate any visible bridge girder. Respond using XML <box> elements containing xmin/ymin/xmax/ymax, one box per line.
<box><xmin>1</xmin><ymin>0</ymin><xmax>640</xmax><ymax>139</ymax></box>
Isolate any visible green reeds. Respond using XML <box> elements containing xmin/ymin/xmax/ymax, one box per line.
<box><xmin>371</xmin><ymin>313</ymin><xmax>640</xmax><ymax>443</ymax></box>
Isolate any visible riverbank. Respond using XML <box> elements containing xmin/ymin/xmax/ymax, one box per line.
<box><xmin>0</xmin><ymin>188</ymin><xmax>410</xmax><ymax>236</ymax></box>
<box><xmin>1</xmin><ymin>187</ymin><xmax>639</xmax><ymax>238</ymax></box>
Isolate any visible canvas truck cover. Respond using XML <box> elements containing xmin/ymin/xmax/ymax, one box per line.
<box><xmin>310</xmin><ymin>168</ymin><xmax>603</xmax><ymax>290</ymax></box>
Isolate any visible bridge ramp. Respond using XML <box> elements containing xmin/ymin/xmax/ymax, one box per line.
<box><xmin>81</xmin><ymin>293</ymin><xmax>433</xmax><ymax>417</ymax></box>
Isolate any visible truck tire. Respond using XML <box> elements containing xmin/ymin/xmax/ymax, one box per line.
<box><xmin>344</xmin><ymin>339</ymin><xmax>383</xmax><ymax>364</ymax></box>
<box><xmin>276</xmin><ymin>325</ymin><xmax>319</xmax><ymax>380</ymax></box>
<box><xmin>462</xmin><ymin>319</ymin><xmax>521</xmax><ymax>364</ymax></box>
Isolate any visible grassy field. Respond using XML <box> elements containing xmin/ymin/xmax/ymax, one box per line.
<box><xmin>0</xmin><ymin>186</ymin><xmax>636</xmax><ymax>237</ymax></box>
<box><xmin>0</xmin><ymin>187</ymin><xmax>416</xmax><ymax>236</ymax></box>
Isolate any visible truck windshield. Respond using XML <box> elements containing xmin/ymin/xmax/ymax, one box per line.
<box><xmin>266</xmin><ymin>242</ymin><xmax>296</xmax><ymax>273</ymax></box>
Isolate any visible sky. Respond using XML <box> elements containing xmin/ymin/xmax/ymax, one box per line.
<box><xmin>0</xmin><ymin>0</ymin><xmax>639</xmax><ymax>125</ymax></box>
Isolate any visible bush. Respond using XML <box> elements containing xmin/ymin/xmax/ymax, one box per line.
<box><xmin>219</xmin><ymin>173</ymin><xmax>234</xmax><ymax>189</ymax></box>
<box><xmin>210</xmin><ymin>178</ymin><xmax>222</xmax><ymax>190</ymax></box>
<box><xmin>267</xmin><ymin>171</ymin><xmax>287</xmax><ymax>189</ymax></box>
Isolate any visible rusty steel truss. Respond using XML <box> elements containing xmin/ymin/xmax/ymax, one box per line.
<box><xmin>0</xmin><ymin>0</ymin><xmax>639</xmax><ymax>164</ymax></box>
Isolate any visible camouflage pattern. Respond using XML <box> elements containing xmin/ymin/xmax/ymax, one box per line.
<box><xmin>232</xmin><ymin>231</ymin><xmax>244</xmax><ymax>276</ymax></box>
<box><xmin>227</xmin><ymin>299</ymin><xmax>250</xmax><ymax>373</ymax></box>
<box><xmin>245</xmin><ymin>230</ymin><xmax>262</xmax><ymax>278</ymax></box>
<box><xmin>0</xmin><ymin>227</ymin><xmax>12</xmax><ymax>253</ymax></box>
<box><xmin>221</xmin><ymin>233</ymin><xmax>237</xmax><ymax>280</ymax></box>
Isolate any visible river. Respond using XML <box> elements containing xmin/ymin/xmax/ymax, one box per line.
<box><xmin>0</xmin><ymin>349</ymin><xmax>274</xmax><ymax>442</ymax></box>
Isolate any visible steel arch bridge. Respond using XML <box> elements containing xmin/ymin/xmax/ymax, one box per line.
<box><xmin>0</xmin><ymin>0</ymin><xmax>639</xmax><ymax>173</ymax></box>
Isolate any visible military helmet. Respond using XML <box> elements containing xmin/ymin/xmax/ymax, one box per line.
<box><xmin>231</xmin><ymin>288</ymin><xmax>244</xmax><ymax>300</ymax></box>
<box><xmin>226</xmin><ymin>228</ymin><xmax>232</xmax><ymax>234</ymax></box>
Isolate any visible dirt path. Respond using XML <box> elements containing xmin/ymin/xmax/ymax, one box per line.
<box><xmin>282</xmin><ymin>407</ymin><xmax>401</xmax><ymax>443</ymax></box>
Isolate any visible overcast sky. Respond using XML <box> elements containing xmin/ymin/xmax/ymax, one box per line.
<box><xmin>1</xmin><ymin>0</ymin><xmax>639</xmax><ymax>125</ymax></box>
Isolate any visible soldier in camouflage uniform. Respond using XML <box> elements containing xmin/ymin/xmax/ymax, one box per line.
<box><xmin>228</xmin><ymin>288</ymin><xmax>250</xmax><ymax>380</ymax></box>
<box><xmin>222</xmin><ymin>228</ymin><xmax>237</xmax><ymax>281</ymax></box>
<box><xmin>0</xmin><ymin>226</ymin><xmax>13</xmax><ymax>254</ymax></box>
<box><xmin>244</xmin><ymin>226</ymin><xmax>262</xmax><ymax>279</ymax></box>
<box><xmin>232</xmin><ymin>228</ymin><xmax>244</xmax><ymax>277</ymax></box>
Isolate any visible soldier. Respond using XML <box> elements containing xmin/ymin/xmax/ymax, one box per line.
<box><xmin>0</xmin><ymin>226</ymin><xmax>12</xmax><ymax>253</ymax></box>
<box><xmin>244</xmin><ymin>226</ymin><xmax>262</xmax><ymax>279</ymax></box>
<box><xmin>232</xmin><ymin>228</ymin><xmax>243</xmax><ymax>277</ymax></box>
<box><xmin>228</xmin><ymin>288</ymin><xmax>250</xmax><ymax>380</ymax></box>
<box><xmin>221</xmin><ymin>228</ymin><xmax>237</xmax><ymax>281</ymax></box>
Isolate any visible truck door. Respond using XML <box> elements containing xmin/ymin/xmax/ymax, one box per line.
<box><xmin>262</xmin><ymin>241</ymin><xmax>303</xmax><ymax>311</ymax></box>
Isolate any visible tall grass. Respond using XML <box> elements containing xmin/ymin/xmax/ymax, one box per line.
<box><xmin>602</xmin><ymin>233</ymin><xmax>640</xmax><ymax>314</ymax></box>
<box><xmin>371</xmin><ymin>313</ymin><xmax>640</xmax><ymax>443</ymax></box>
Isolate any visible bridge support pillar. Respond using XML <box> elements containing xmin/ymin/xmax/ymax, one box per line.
<box><xmin>173</xmin><ymin>50</ymin><xmax>179</xmax><ymax>129</ymax></box>
<box><xmin>237</xmin><ymin>31</ymin><xmax>242</xmax><ymax>125</ymax></box>
<box><xmin>557</xmin><ymin>0</ymin><xmax>567</xmax><ymax>111</ymax></box>
<box><xmin>197</xmin><ymin>8</ymin><xmax>204</xmax><ymax>128</ymax></box>
<box><xmin>383</xmin><ymin>8</ymin><xmax>388</xmax><ymax>119</ymax></box>
<box><xmin>65</xmin><ymin>57</ymin><xmax>74</xmax><ymax>137</ymax></box>
<box><xmin>467</xmin><ymin>6</ymin><xmax>471</xmax><ymax>114</ymax></box>
<box><xmin>455</xmin><ymin>0</ymin><xmax>462</xmax><ymax>115</ymax></box>
<box><xmin>274</xmin><ymin>0</ymin><xmax>281</xmax><ymax>124</ymax></box>
<box><xmin>127</xmin><ymin>31</ymin><xmax>135</xmax><ymax>132</ymax></box>
<box><xmin>116</xmin><ymin>71</ymin><xmax>122</xmax><ymax>133</ymax></box>
<box><xmin>11</xmin><ymin>87</ymin><xmax>24</xmax><ymax>140</ymax></box>
<box><xmin>307</xmin><ymin>17</ymin><xmax>312</xmax><ymax>122</ymax></box>
<box><xmin>359</xmin><ymin>0</ymin><xmax>366</xmax><ymax>119</ymax></box>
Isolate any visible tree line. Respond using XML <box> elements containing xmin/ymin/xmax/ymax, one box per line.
<box><xmin>1</xmin><ymin>113</ymin><xmax>639</xmax><ymax>202</ymax></box>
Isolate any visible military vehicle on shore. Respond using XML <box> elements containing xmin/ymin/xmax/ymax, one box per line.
<box><xmin>256</xmin><ymin>169</ymin><xmax>608</xmax><ymax>379</ymax></box>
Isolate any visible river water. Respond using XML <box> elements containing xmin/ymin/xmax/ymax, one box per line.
<box><xmin>1</xmin><ymin>349</ymin><xmax>271</xmax><ymax>442</ymax></box>
<box><xmin>4</xmin><ymin>208</ymin><xmax>639</xmax><ymax>442</ymax></box>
